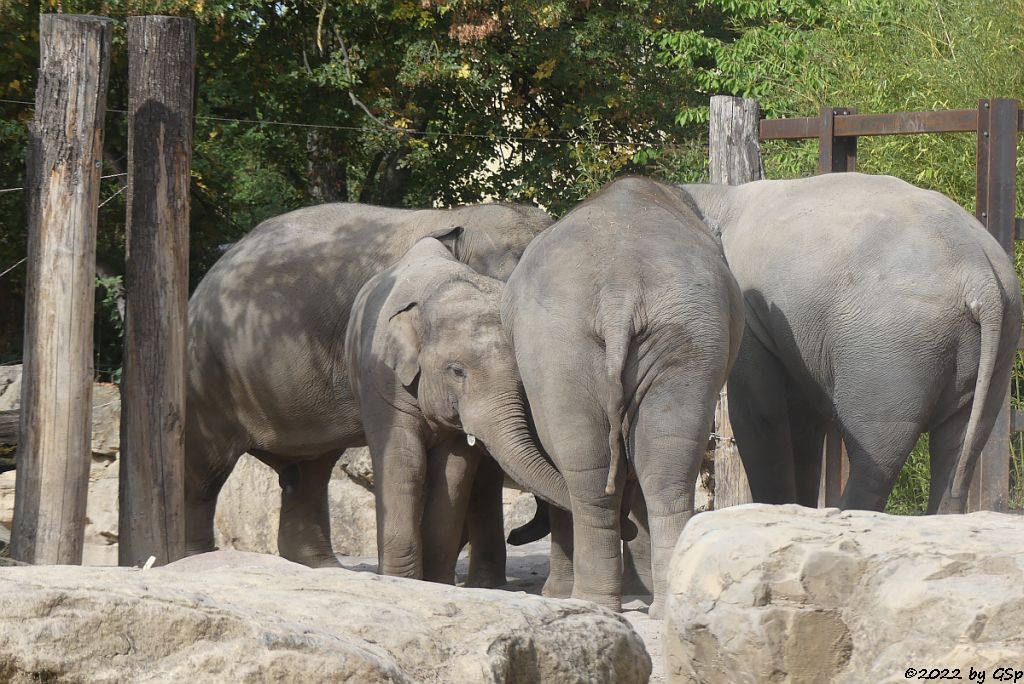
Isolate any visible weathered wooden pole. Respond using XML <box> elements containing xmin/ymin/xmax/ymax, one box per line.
<box><xmin>11</xmin><ymin>14</ymin><xmax>113</xmax><ymax>564</ymax></box>
<box><xmin>708</xmin><ymin>95</ymin><xmax>763</xmax><ymax>509</ymax></box>
<box><xmin>118</xmin><ymin>16</ymin><xmax>195</xmax><ymax>567</ymax></box>
<box><xmin>967</xmin><ymin>98</ymin><xmax>1019</xmax><ymax>512</ymax></box>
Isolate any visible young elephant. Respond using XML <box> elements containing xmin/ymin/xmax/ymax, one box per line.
<box><xmin>502</xmin><ymin>176</ymin><xmax>744</xmax><ymax>616</ymax></box>
<box><xmin>346</xmin><ymin>238</ymin><xmax>568</xmax><ymax>580</ymax></box>
<box><xmin>185</xmin><ymin>201</ymin><xmax>554</xmax><ymax>570</ymax></box>
<box><xmin>680</xmin><ymin>173</ymin><xmax>1023</xmax><ymax>513</ymax></box>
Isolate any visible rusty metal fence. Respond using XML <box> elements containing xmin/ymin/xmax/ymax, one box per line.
<box><xmin>758</xmin><ymin>99</ymin><xmax>1022</xmax><ymax>512</ymax></box>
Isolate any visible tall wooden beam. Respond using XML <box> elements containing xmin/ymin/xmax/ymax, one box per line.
<box><xmin>11</xmin><ymin>14</ymin><xmax>113</xmax><ymax>565</ymax></box>
<box><xmin>818</xmin><ymin>107</ymin><xmax>858</xmax><ymax>174</ymax></box>
<box><xmin>708</xmin><ymin>95</ymin><xmax>762</xmax><ymax>509</ymax></box>
<box><xmin>119</xmin><ymin>16</ymin><xmax>195</xmax><ymax>567</ymax></box>
<box><xmin>967</xmin><ymin>98</ymin><xmax>1018</xmax><ymax>513</ymax></box>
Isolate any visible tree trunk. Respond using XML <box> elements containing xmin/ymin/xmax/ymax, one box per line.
<box><xmin>708</xmin><ymin>95</ymin><xmax>762</xmax><ymax>510</ymax></box>
<box><xmin>118</xmin><ymin>15</ymin><xmax>195</xmax><ymax>568</ymax></box>
<box><xmin>11</xmin><ymin>14</ymin><xmax>113</xmax><ymax>565</ymax></box>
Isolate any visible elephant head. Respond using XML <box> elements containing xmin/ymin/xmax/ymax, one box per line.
<box><xmin>351</xmin><ymin>238</ymin><xmax>570</xmax><ymax>511</ymax></box>
<box><xmin>428</xmin><ymin>203</ymin><xmax>552</xmax><ymax>282</ymax></box>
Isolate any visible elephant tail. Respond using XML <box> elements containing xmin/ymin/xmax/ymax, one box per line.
<box><xmin>602</xmin><ymin>312</ymin><xmax>633</xmax><ymax>496</ymax></box>
<box><xmin>949</xmin><ymin>285</ymin><xmax>1009</xmax><ymax>500</ymax></box>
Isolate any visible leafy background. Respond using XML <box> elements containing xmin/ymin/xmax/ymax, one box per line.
<box><xmin>0</xmin><ymin>0</ymin><xmax>1022</xmax><ymax>512</ymax></box>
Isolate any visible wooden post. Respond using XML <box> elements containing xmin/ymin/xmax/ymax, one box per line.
<box><xmin>11</xmin><ymin>14</ymin><xmax>113</xmax><ymax>565</ymax></box>
<box><xmin>118</xmin><ymin>16</ymin><xmax>195</xmax><ymax>567</ymax></box>
<box><xmin>816</xmin><ymin>106</ymin><xmax>857</xmax><ymax>506</ymax></box>
<box><xmin>967</xmin><ymin>98</ymin><xmax>1018</xmax><ymax>512</ymax></box>
<box><xmin>708</xmin><ymin>96</ymin><xmax>762</xmax><ymax>509</ymax></box>
<box><xmin>818</xmin><ymin>107</ymin><xmax>858</xmax><ymax>174</ymax></box>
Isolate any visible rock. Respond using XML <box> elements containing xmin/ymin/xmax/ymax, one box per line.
<box><xmin>88</xmin><ymin>382</ymin><xmax>120</xmax><ymax>457</ymax></box>
<box><xmin>338</xmin><ymin>446</ymin><xmax>374</xmax><ymax>487</ymax></box>
<box><xmin>214</xmin><ymin>452</ymin><xmax>379</xmax><ymax>557</ymax></box>
<box><xmin>216</xmin><ymin>451</ymin><xmax>543</xmax><ymax>560</ymax></box>
<box><xmin>0</xmin><ymin>366</ymin><xmax>120</xmax><ymax>458</ymax></box>
<box><xmin>503</xmin><ymin>487</ymin><xmax>539</xmax><ymax>537</ymax></box>
<box><xmin>0</xmin><ymin>550</ymin><xmax>651</xmax><ymax>683</ymax></box>
<box><xmin>213</xmin><ymin>454</ymin><xmax>280</xmax><ymax>555</ymax></box>
<box><xmin>0</xmin><ymin>453</ymin><xmax>119</xmax><ymax>565</ymax></box>
<box><xmin>664</xmin><ymin>504</ymin><xmax>1024</xmax><ymax>683</ymax></box>
<box><xmin>0</xmin><ymin>365</ymin><xmax>21</xmax><ymax>412</ymax></box>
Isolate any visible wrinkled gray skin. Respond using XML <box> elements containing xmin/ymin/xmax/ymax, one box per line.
<box><xmin>502</xmin><ymin>177</ymin><xmax>744</xmax><ymax>616</ymax></box>
<box><xmin>185</xmin><ymin>201</ymin><xmax>558</xmax><ymax>575</ymax></box>
<box><xmin>346</xmin><ymin>239</ymin><xmax>568</xmax><ymax>581</ymax></box>
<box><xmin>680</xmin><ymin>173</ymin><xmax>1023</xmax><ymax>513</ymax></box>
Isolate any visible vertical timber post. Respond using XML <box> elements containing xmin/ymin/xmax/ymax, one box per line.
<box><xmin>817</xmin><ymin>105</ymin><xmax>856</xmax><ymax>506</ymax></box>
<box><xmin>818</xmin><ymin>107</ymin><xmax>858</xmax><ymax>174</ymax></box>
<box><xmin>708</xmin><ymin>95</ymin><xmax>763</xmax><ymax>509</ymax></box>
<box><xmin>119</xmin><ymin>16</ymin><xmax>195</xmax><ymax>566</ymax></box>
<box><xmin>11</xmin><ymin>15</ymin><xmax>113</xmax><ymax>564</ymax></box>
<box><xmin>967</xmin><ymin>98</ymin><xmax>1018</xmax><ymax>512</ymax></box>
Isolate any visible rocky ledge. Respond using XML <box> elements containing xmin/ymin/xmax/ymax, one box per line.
<box><xmin>0</xmin><ymin>550</ymin><xmax>651</xmax><ymax>683</ymax></box>
<box><xmin>665</xmin><ymin>504</ymin><xmax>1024</xmax><ymax>683</ymax></box>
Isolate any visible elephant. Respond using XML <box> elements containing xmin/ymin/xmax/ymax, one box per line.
<box><xmin>678</xmin><ymin>172</ymin><xmax>1023</xmax><ymax>513</ymax></box>
<box><xmin>184</xmin><ymin>200</ymin><xmax>560</xmax><ymax>576</ymax></box>
<box><xmin>344</xmin><ymin>238</ymin><xmax>569</xmax><ymax>581</ymax></box>
<box><xmin>501</xmin><ymin>176</ymin><xmax>745</xmax><ymax>616</ymax></box>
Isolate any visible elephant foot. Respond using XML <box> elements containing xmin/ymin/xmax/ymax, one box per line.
<box><xmin>571</xmin><ymin>588</ymin><xmax>621</xmax><ymax>613</ymax></box>
<box><xmin>648</xmin><ymin>598</ymin><xmax>666</xmax><ymax>620</ymax></box>
<box><xmin>542</xmin><ymin>575</ymin><xmax>574</xmax><ymax>599</ymax></box>
<box><xmin>465</xmin><ymin>569</ymin><xmax>507</xmax><ymax>589</ymax></box>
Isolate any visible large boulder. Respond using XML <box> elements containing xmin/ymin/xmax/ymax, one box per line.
<box><xmin>0</xmin><ymin>550</ymin><xmax>651</xmax><ymax>683</ymax></box>
<box><xmin>665</xmin><ymin>504</ymin><xmax>1024</xmax><ymax>683</ymax></box>
<box><xmin>0</xmin><ymin>367</ymin><xmax>121</xmax><ymax>565</ymax></box>
<box><xmin>215</xmin><ymin>450</ymin><xmax>540</xmax><ymax>559</ymax></box>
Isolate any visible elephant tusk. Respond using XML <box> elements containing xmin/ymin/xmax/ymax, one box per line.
<box><xmin>466</xmin><ymin>434</ymin><xmax>477</xmax><ymax>446</ymax></box>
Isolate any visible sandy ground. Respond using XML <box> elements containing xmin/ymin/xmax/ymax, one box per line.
<box><xmin>339</xmin><ymin>538</ymin><xmax>665</xmax><ymax>683</ymax></box>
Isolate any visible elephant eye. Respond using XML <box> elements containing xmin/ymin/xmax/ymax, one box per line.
<box><xmin>446</xmin><ymin>363</ymin><xmax>466</xmax><ymax>380</ymax></box>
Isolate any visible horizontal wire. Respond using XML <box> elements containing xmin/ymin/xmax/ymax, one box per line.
<box><xmin>1</xmin><ymin>98</ymin><xmax>650</xmax><ymax>147</ymax></box>
<box><xmin>0</xmin><ymin>172</ymin><xmax>127</xmax><ymax>194</ymax></box>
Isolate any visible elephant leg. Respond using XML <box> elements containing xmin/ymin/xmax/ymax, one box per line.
<box><xmin>728</xmin><ymin>335</ymin><xmax>797</xmax><ymax>503</ymax></box>
<box><xmin>367</xmin><ymin>419</ymin><xmax>430</xmax><ymax>579</ymax></box>
<box><xmin>565</xmin><ymin>433</ymin><xmax>625</xmax><ymax>611</ymax></box>
<box><xmin>838</xmin><ymin>421</ymin><xmax>921</xmax><ymax>511</ymax></box>
<box><xmin>277</xmin><ymin>451</ymin><xmax>342</xmax><ymax>568</ymax></box>
<box><xmin>465</xmin><ymin>456</ymin><xmax>508</xmax><ymax>588</ymax></box>
<box><xmin>928</xmin><ymin>403</ymin><xmax>972</xmax><ymax>514</ymax></box>
<box><xmin>184</xmin><ymin>412</ymin><xmax>244</xmax><ymax>557</ymax></box>
<box><xmin>422</xmin><ymin>437</ymin><xmax>480</xmax><ymax>584</ymax></box>
<box><xmin>788</xmin><ymin>404</ymin><xmax>829</xmax><ymax>508</ymax></box>
<box><xmin>632</xmin><ymin>382</ymin><xmax>708</xmax><ymax>619</ymax></box>
<box><xmin>544</xmin><ymin>504</ymin><xmax>575</xmax><ymax>599</ymax></box>
<box><xmin>621</xmin><ymin>486</ymin><xmax>653</xmax><ymax>598</ymax></box>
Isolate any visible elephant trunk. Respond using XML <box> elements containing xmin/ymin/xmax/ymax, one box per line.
<box><xmin>468</xmin><ymin>391</ymin><xmax>570</xmax><ymax>511</ymax></box>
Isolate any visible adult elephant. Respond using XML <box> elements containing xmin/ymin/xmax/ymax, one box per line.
<box><xmin>502</xmin><ymin>176</ymin><xmax>744</xmax><ymax>616</ymax></box>
<box><xmin>185</xmin><ymin>201</ymin><xmax>561</xmax><ymax>575</ymax></box>
<box><xmin>679</xmin><ymin>172</ymin><xmax>1023</xmax><ymax>513</ymax></box>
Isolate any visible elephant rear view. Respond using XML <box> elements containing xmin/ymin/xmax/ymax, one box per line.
<box><xmin>502</xmin><ymin>176</ymin><xmax>744</xmax><ymax>616</ymax></box>
<box><xmin>682</xmin><ymin>173</ymin><xmax>1022</xmax><ymax>513</ymax></box>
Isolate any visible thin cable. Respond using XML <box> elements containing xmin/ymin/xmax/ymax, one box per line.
<box><xmin>0</xmin><ymin>258</ymin><xmax>27</xmax><ymax>280</ymax></box>
<box><xmin>2</xmin><ymin>97</ymin><xmax>647</xmax><ymax>147</ymax></box>
<box><xmin>0</xmin><ymin>172</ymin><xmax>127</xmax><ymax>195</ymax></box>
<box><xmin>97</xmin><ymin>183</ymin><xmax>127</xmax><ymax>208</ymax></box>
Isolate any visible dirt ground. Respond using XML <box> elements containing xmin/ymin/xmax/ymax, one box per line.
<box><xmin>339</xmin><ymin>539</ymin><xmax>665</xmax><ymax>683</ymax></box>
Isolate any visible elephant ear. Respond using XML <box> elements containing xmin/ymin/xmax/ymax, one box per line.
<box><xmin>382</xmin><ymin>303</ymin><xmax>422</xmax><ymax>388</ymax></box>
<box><xmin>427</xmin><ymin>225</ymin><xmax>464</xmax><ymax>258</ymax></box>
